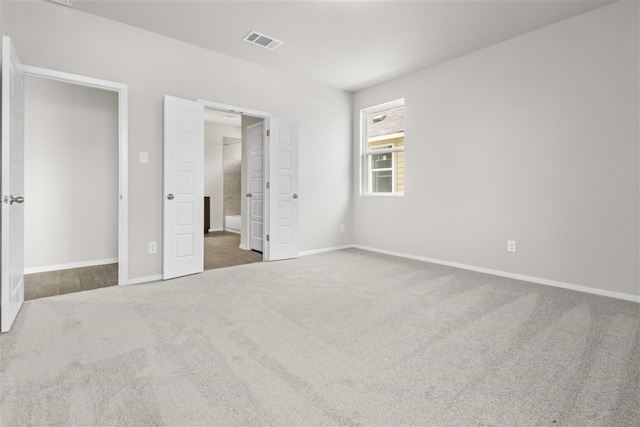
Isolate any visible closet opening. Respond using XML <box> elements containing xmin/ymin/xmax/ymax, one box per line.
<box><xmin>23</xmin><ymin>76</ymin><xmax>120</xmax><ymax>300</ymax></box>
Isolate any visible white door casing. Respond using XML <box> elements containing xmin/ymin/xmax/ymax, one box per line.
<box><xmin>1</xmin><ymin>36</ymin><xmax>26</xmax><ymax>332</ymax></box>
<box><xmin>267</xmin><ymin>118</ymin><xmax>299</xmax><ymax>261</ymax></box>
<box><xmin>194</xmin><ymin>99</ymin><xmax>298</xmax><ymax>263</ymax></box>
<box><xmin>163</xmin><ymin>95</ymin><xmax>204</xmax><ymax>280</ymax></box>
<box><xmin>247</xmin><ymin>122</ymin><xmax>264</xmax><ymax>252</ymax></box>
<box><xmin>18</xmin><ymin>65</ymin><xmax>129</xmax><ymax>287</ymax></box>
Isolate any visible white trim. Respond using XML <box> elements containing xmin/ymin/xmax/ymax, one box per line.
<box><xmin>127</xmin><ymin>275</ymin><xmax>162</xmax><ymax>286</ymax></box>
<box><xmin>25</xmin><ymin>258</ymin><xmax>118</xmax><ymax>275</ymax></box>
<box><xmin>22</xmin><ymin>65</ymin><xmax>126</xmax><ymax>92</ymax></box>
<box><xmin>197</xmin><ymin>99</ymin><xmax>272</xmax><ymax>119</ymax></box>
<box><xmin>365</xmin><ymin>147</ymin><xmax>405</xmax><ymax>155</ymax></box>
<box><xmin>362</xmin><ymin>192</ymin><xmax>404</xmax><ymax>197</ymax></box>
<box><xmin>299</xmin><ymin>245</ymin><xmax>353</xmax><ymax>257</ymax></box>
<box><xmin>239</xmin><ymin>244</ymin><xmax>250</xmax><ymax>250</ymax></box>
<box><xmin>22</xmin><ymin>65</ymin><xmax>129</xmax><ymax>288</ymax></box>
<box><xmin>352</xmin><ymin>245</ymin><xmax>640</xmax><ymax>303</ymax></box>
<box><xmin>208</xmin><ymin>228</ymin><xmax>224</xmax><ymax>232</ymax></box>
<box><xmin>118</xmin><ymin>87</ymin><xmax>129</xmax><ymax>289</ymax></box>
<box><xmin>225</xmin><ymin>228</ymin><xmax>241</xmax><ymax>235</ymax></box>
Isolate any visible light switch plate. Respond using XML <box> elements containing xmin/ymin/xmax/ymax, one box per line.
<box><xmin>139</xmin><ymin>152</ymin><xmax>149</xmax><ymax>164</ymax></box>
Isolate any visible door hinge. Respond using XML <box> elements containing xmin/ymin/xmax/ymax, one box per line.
<box><xmin>266</xmin><ymin>129</ymin><xmax>270</xmax><ymax>137</ymax></box>
<box><xmin>266</xmin><ymin>234</ymin><xmax>270</xmax><ymax>242</ymax></box>
<box><xmin>266</xmin><ymin>181</ymin><xmax>270</xmax><ymax>189</ymax></box>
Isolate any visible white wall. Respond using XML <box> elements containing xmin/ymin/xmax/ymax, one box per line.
<box><xmin>353</xmin><ymin>1</ymin><xmax>639</xmax><ymax>297</ymax></box>
<box><xmin>0</xmin><ymin>0</ymin><xmax>353</xmax><ymax>281</ymax></box>
<box><xmin>222</xmin><ymin>137</ymin><xmax>242</xmax><ymax>219</ymax></box>
<box><xmin>204</xmin><ymin>121</ymin><xmax>240</xmax><ymax>231</ymax></box>
<box><xmin>24</xmin><ymin>76</ymin><xmax>118</xmax><ymax>270</ymax></box>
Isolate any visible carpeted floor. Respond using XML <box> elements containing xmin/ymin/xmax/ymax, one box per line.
<box><xmin>0</xmin><ymin>249</ymin><xmax>638</xmax><ymax>426</ymax></box>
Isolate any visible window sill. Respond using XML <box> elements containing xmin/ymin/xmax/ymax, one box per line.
<box><xmin>362</xmin><ymin>192</ymin><xmax>404</xmax><ymax>197</ymax></box>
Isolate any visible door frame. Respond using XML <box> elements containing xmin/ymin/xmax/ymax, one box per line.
<box><xmin>21</xmin><ymin>65</ymin><xmax>129</xmax><ymax>286</ymax></box>
<box><xmin>197</xmin><ymin>99</ymin><xmax>272</xmax><ymax>261</ymax></box>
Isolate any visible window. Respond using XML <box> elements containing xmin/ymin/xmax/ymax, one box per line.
<box><xmin>361</xmin><ymin>99</ymin><xmax>405</xmax><ymax>195</ymax></box>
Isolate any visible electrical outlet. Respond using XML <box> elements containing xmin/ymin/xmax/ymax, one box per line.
<box><xmin>148</xmin><ymin>241</ymin><xmax>157</xmax><ymax>254</ymax></box>
<box><xmin>340</xmin><ymin>224</ymin><xmax>345</xmax><ymax>232</ymax></box>
<box><xmin>507</xmin><ymin>240</ymin><xmax>517</xmax><ymax>252</ymax></box>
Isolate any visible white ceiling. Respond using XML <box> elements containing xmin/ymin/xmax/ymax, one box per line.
<box><xmin>204</xmin><ymin>108</ymin><xmax>242</xmax><ymax>126</ymax></box>
<box><xmin>71</xmin><ymin>0</ymin><xmax>616</xmax><ymax>92</ymax></box>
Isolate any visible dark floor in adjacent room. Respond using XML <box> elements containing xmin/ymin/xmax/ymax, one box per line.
<box><xmin>24</xmin><ymin>232</ymin><xmax>259</xmax><ymax>301</ymax></box>
<box><xmin>24</xmin><ymin>263</ymin><xmax>118</xmax><ymax>301</ymax></box>
<box><xmin>204</xmin><ymin>231</ymin><xmax>262</xmax><ymax>270</ymax></box>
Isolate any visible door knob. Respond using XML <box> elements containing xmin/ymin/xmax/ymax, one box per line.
<box><xmin>293</xmin><ymin>194</ymin><xmax>299</xmax><ymax>199</ymax></box>
<box><xmin>6</xmin><ymin>195</ymin><xmax>24</xmax><ymax>204</ymax></box>
<box><xmin>246</xmin><ymin>193</ymin><xmax>252</xmax><ymax>198</ymax></box>
<box><xmin>167</xmin><ymin>193</ymin><xmax>175</xmax><ymax>200</ymax></box>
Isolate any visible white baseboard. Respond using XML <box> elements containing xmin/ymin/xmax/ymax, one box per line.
<box><xmin>209</xmin><ymin>228</ymin><xmax>223</xmax><ymax>232</ymax></box>
<box><xmin>239</xmin><ymin>244</ymin><xmax>249</xmax><ymax>250</ymax></box>
<box><xmin>225</xmin><ymin>228</ymin><xmax>241</xmax><ymax>235</ymax></box>
<box><xmin>25</xmin><ymin>258</ymin><xmax>118</xmax><ymax>275</ymax></box>
<box><xmin>299</xmin><ymin>245</ymin><xmax>353</xmax><ymax>257</ymax></box>
<box><xmin>351</xmin><ymin>245</ymin><xmax>640</xmax><ymax>303</ymax></box>
<box><xmin>126</xmin><ymin>274</ymin><xmax>162</xmax><ymax>286</ymax></box>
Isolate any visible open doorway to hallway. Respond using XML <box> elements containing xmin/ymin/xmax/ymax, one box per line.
<box><xmin>203</xmin><ymin>109</ymin><xmax>262</xmax><ymax>270</ymax></box>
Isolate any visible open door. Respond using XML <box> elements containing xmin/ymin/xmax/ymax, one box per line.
<box><xmin>1</xmin><ymin>36</ymin><xmax>26</xmax><ymax>332</ymax></box>
<box><xmin>162</xmin><ymin>95</ymin><xmax>204</xmax><ymax>280</ymax></box>
<box><xmin>247</xmin><ymin>121</ymin><xmax>264</xmax><ymax>252</ymax></box>
<box><xmin>266</xmin><ymin>118</ymin><xmax>299</xmax><ymax>261</ymax></box>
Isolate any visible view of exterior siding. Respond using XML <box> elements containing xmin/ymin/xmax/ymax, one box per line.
<box><xmin>366</xmin><ymin>104</ymin><xmax>405</xmax><ymax>193</ymax></box>
<box><xmin>368</xmin><ymin>136</ymin><xmax>404</xmax><ymax>193</ymax></box>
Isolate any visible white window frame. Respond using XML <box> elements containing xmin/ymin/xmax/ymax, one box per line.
<box><xmin>360</xmin><ymin>99</ymin><xmax>405</xmax><ymax>196</ymax></box>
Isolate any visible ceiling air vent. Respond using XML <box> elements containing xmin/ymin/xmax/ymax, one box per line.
<box><xmin>243</xmin><ymin>31</ymin><xmax>283</xmax><ymax>51</ymax></box>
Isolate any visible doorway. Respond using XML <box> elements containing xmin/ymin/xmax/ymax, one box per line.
<box><xmin>22</xmin><ymin>76</ymin><xmax>119</xmax><ymax>300</ymax></box>
<box><xmin>203</xmin><ymin>108</ymin><xmax>263</xmax><ymax>270</ymax></box>
<box><xmin>162</xmin><ymin>95</ymin><xmax>299</xmax><ymax>281</ymax></box>
<box><xmin>1</xmin><ymin>35</ymin><xmax>129</xmax><ymax>332</ymax></box>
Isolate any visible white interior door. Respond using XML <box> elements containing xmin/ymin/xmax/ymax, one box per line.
<box><xmin>162</xmin><ymin>95</ymin><xmax>204</xmax><ymax>280</ymax></box>
<box><xmin>267</xmin><ymin>118</ymin><xmax>299</xmax><ymax>261</ymax></box>
<box><xmin>247</xmin><ymin>122</ymin><xmax>264</xmax><ymax>252</ymax></box>
<box><xmin>1</xmin><ymin>36</ymin><xmax>26</xmax><ymax>333</ymax></box>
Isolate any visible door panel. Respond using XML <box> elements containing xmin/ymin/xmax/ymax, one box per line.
<box><xmin>267</xmin><ymin>118</ymin><xmax>299</xmax><ymax>261</ymax></box>
<box><xmin>163</xmin><ymin>96</ymin><xmax>204</xmax><ymax>280</ymax></box>
<box><xmin>247</xmin><ymin>122</ymin><xmax>264</xmax><ymax>252</ymax></box>
<box><xmin>1</xmin><ymin>36</ymin><xmax>26</xmax><ymax>333</ymax></box>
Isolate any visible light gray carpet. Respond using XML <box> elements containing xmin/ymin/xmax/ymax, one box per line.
<box><xmin>0</xmin><ymin>249</ymin><xmax>638</xmax><ymax>426</ymax></box>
